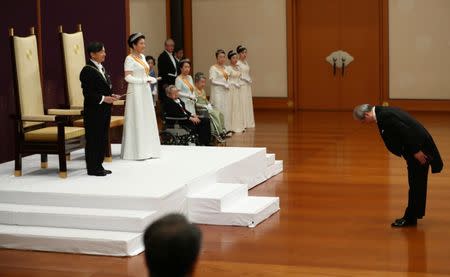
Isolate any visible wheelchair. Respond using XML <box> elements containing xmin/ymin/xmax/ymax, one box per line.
<box><xmin>159</xmin><ymin>115</ymin><xmax>199</xmax><ymax>146</ymax></box>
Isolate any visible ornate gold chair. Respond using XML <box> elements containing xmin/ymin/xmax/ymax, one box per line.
<box><xmin>59</xmin><ymin>24</ymin><xmax>124</xmax><ymax>162</ymax></box>
<box><xmin>9</xmin><ymin>27</ymin><xmax>85</xmax><ymax>178</ymax></box>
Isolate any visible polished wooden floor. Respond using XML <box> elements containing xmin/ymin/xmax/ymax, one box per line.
<box><xmin>1</xmin><ymin>110</ymin><xmax>450</xmax><ymax>277</ymax></box>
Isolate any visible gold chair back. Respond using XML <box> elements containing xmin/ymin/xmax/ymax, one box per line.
<box><xmin>61</xmin><ymin>27</ymin><xmax>85</xmax><ymax>108</ymax></box>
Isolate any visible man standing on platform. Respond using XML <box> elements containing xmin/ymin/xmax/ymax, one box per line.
<box><xmin>80</xmin><ymin>42</ymin><xmax>118</xmax><ymax>176</ymax></box>
<box><xmin>353</xmin><ymin>104</ymin><xmax>443</xmax><ymax>227</ymax></box>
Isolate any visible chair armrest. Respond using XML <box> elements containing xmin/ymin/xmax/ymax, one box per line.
<box><xmin>70</xmin><ymin>105</ymin><xmax>84</xmax><ymax>110</ymax></box>
<box><xmin>21</xmin><ymin>115</ymin><xmax>56</xmax><ymax>122</ymax></box>
<box><xmin>165</xmin><ymin>116</ymin><xmax>189</xmax><ymax>121</ymax></box>
<box><xmin>113</xmin><ymin>100</ymin><xmax>125</xmax><ymax>106</ymax></box>
<box><xmin>47</xmin><ymin>109</ymin><xmax>83</xmax><ymax>116</ymax></box>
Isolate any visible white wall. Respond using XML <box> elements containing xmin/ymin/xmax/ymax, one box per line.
<box><xmin>130</xmin><ymin>0</ymin><xmax>166</xmax><ymax>59</ymax></box>
<box><xmin>389</xmin><ymin>0</ymin><xmax>450</xmax><ymax>99</ymax></box>
<box><xmin>192</xmin><ymin>0</ymin><xmax>287</xmax><ymax>97</ymax></box>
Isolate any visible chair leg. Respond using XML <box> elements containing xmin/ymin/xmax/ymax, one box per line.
<box><xmin>14</xmin><ymin>152</ymin><xmax>22</xmax><ymax>177</ymax></box>
<box><xmin>58</xmin><ymin>152</ymin><xmax>67</xmax><ymax>178</ymax></box>
<box><xmin>57</xmin><ymin>124</ymin><xmax>67</xmax><ymax>178</ymax></box>
<box><xmin>104</xmin><ymin>129</ymin><xmax>112</xmax><ymax>162</ymax></box>
<box><xmin>41</xmin><ymin>154</ymin><xmax>48</xmax><ymax>168</ymax></box>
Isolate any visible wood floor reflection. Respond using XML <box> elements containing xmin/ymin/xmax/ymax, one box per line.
<box><xmin>1</xmin><ymin>110</ymin><xmax>449</xmax><ymax>276</ymax></box>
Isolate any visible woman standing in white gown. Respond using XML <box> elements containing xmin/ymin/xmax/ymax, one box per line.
<box><xmin>121</xmin><ymin>33</ymin><xmax>161</xmax><ymax>160</ymax></box>
<box><xmin>209</xmin><ymin>49</ymin><xmax>231</xmax><ymax>131</ymax></box>
<box><xmin>227</xmin><ymin>50</ymin><xmax>245</xmax><ymax>133</ymax></box>
<box><xmin>236</xmin><ymin>45</ymin><xmax>255</xmax><ymax>128</ymax></box>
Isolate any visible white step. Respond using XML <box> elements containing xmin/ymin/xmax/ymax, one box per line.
<box><xmin>265</xmin><ymin>160</ymin><xmax>283</xmax><ymax>179</ymax></box>
<box><xmin>189</xmin><ymin>196</ymin><xmax>279</xmax><ymax>227</ymax></box>
<box><xmin>266</xmin><ymin>153</ymin><xmax>276</xmax><ymax>167</ymax></box>
<box><xmin>0</xmin><ymin>187</ymin><xmax>186</xmax><ymax>211</ymax></box>
<box><xmin>0</xmin><ymin>203</ymin><xmax>158</xmax><ymax>232</ymax></box>
<box><xmin>188</xmin><ymin>183</ymin><xmax>248</xmax><ymax>212</ymax></box>
<box><xmin>0</xmin><ymin>224</ymin><xmax>142</xmax><ymax>256</ymax></box>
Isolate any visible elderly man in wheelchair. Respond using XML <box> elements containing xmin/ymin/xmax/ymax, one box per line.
<box><xmin>160</xmin><ymin>85</ymin><xmax>211</xmax><ymax>146</ymax></box>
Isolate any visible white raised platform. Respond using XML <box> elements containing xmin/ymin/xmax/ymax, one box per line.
<box><xmin>0</xmin><ymin>144</ymin><xmax>282</xmax><ymax>256</ymax></box>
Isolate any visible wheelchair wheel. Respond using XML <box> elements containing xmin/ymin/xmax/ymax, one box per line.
<box><xmin>160</xmin><ymin>131</ymin><xmax>176</xmax><ymax>145</ymax></box>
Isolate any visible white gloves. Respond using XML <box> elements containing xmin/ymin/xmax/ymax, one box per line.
<box><xmin>125</xmin><ymin>75</ymin><xmax>158</xmax><ymax>84</ymax></box>
<box><xmin>241</xmin><ymin>77</ymin><xmax>252</xmax><ymax>84</ymax></box>
<box><xmin>212</xmin><ymin>80</ymin><xmax>230</xmax><ymax>89</ymax></box>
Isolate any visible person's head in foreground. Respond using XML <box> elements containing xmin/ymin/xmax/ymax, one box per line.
<box><xmin>353</xmin><ymin>104</ymin><xmax>376</xmax><ymax>124</ymax></box>
<box><xmin>143</xmin><ymin>213</ymin><xmax>202</xmax><ymax>277</ymax></box>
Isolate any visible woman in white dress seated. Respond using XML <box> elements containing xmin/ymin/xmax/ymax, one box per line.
<box><xmin>227</xmin><ymin>50</ymin><xmax>245</xmax><ymax>133</ymax></box>
<box><xmin>175</xmin><ymin>59</ymin><xmax>196</xmax><ymax>115</ymax></box>
<box><xmin>209</xmin><ymin>49</ymin><xmax>231</xmax><ymax>132</ymax></box>
<box><xmin>236</xmin><ymin>45</ymin><xmax>255</xmax><ymax>128</ymax></box>
<box><xmin>121</xmin><ymin>33</ymin><xmax>161</xmax><ymax>160</ymax></box>
<box><xmin>193</xmin><ymin>72</ymin><xmax>227</xmax><ymax>142</ymax></box>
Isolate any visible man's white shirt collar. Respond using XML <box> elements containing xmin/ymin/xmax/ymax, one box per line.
<box><xmin>165</xmin><ymin>50</ymin><xmax>177</xmax><ymax>69</ymax></box>
<box><xmin>90</xmin><ymin>59</ymin><xmax>106</xmax><ymax>79</ymax></box>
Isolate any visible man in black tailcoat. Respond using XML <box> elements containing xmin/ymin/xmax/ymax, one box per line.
<box><xmin>157</xmin><ymin>38</ymin><xmax>179</xmax><ymax>103</ymax></box>
<box><xmin>353</xmin><ymin>104</ymin><xmax>443</xmax><ymax>227</ymax></box>
<box><xmin>164</xmin><ymin>85</ymin><xmax>211</xmax><ymax>146</ymax></box>
<box><xmin>79</xmin><ymin>42</ymin><xmax>118</xmax><ymax>176</ymax></box>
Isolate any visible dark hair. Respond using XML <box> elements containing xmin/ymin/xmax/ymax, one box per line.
<box><xmin>236</xmin><ymin>45</ymin><xmax>247</xmax><ymax>54</ymax></box>
<box><xmin>145</xmin><ymin>55</ymin><xmax>155</xmax><ymax>64</ymax></box>
<box><xmin>194</xmin><ymin>72</ymin><xmax>206</xmax><ymax>83</ymax></box>
<box><xmin>179</xmin><ymin>59</ymin><xmax>191</xmax><ymax>70</ymax></box>
<box><xmin>86</xmin><ymin>41</ymin><xmax>104</xmax><ymax>54</ymax></box>
<box><xmin>143</xmin><ymin>214</ymin><xmax>202</xmax><ymax>277</ymax></box>
<box><xmin>128</xmin><ymin>33</ymin><xmax>145</xmax><ymax>49</ymax></box>
<box><xmin>227</xmin><ymin>50</ymin><xmax>237</xmax><ymax>60</ymax></box>
<box><xmin>215</xmin><ymin>49</ymin><xmax>226</xmax><ymax>58</ymax></box>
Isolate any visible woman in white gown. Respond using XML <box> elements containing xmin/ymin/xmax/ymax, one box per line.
<box><xmin>227</xmin><ymin>50</ymin><xmax>245</xmax><ymax>133</ymax></box>
<box><xmin>121</xmin><ymin>33</ymin><xmax>161</xmax><ymax>160</ymax></box>
<box><xmin>209</xmin><ymin>49</ymin><xmax>232</xmax><ymax>131</ymax></box>
<box><xmin>175</xmin><ymin>59</ymin><xmax>196</xmax><ymax>115</ymax></box>
<box><xmin>236</xmin><ymin>45</ymin><xmax>255</xmax><ymax>128</ymax></box>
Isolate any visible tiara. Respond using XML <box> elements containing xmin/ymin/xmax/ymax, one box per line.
<box><xmin>130</xmin><ymin>32</ymin><xmax>144</xmax><ymax>43</ymax></box>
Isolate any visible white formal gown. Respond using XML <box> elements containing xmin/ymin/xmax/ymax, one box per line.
<box><xmin>209</xmin><ymin>65</ymin><xmax>231</xmax><ymax>131</ymax></box>
<box><xmin>175</xmin><ymin>75</ymin><xmax>196</xmax><ymax>115</ymax></box>
<box><xmin>121</xmin><ymin>54</ymin><xmax>161</xmax><ymax>160</ymax></box>
<box><xmin>237</xmin><ymin>60</ymin><xmax>255</xmax><ymax>128</ymax></box>
<box><xmin>228</xmin><ymin>65</ymin><xmax>245</xmax><ymax>133</ymax></box>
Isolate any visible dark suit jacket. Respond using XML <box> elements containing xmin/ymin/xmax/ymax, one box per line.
<box><xmin>164</xmin><ymin>98</ymin><xmax>192</xmax><ymax>124</ymax></box>
<box><xmin>79</xmin><ymin>60</ymin><xmax>112</xmax><ymax>121</ymax></box>
<box><xmin>157</xmin><ymin>51</ymin><xmax>179</xmax><ymax>87</ymax></box>
<box><xmin>375</xmin><ymin>106</ymin><xmax>443</xmax><ymax>173</ymax></box>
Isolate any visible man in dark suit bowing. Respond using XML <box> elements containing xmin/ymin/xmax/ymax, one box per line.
<box><xmin>164</xmin><ymin>85</ymin><xmax>211</xmax><ymax>146</ymax></box>
<box><xmin>157</xmin><ymin>38</ymin><xmax>179</xmax><ymax>103</ymax></box>
<box><xmin>353</xmin><ymin>104</ymin><xmax>443</xmax><ymax>227</ymax></box>
<box><xmin>80</xmin><ymin>42</ymin><xmax>118</xmax><ymax>176</ymax></box>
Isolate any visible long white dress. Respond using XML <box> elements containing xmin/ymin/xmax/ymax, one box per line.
<box><xmin>121</xmin><ymin>54</ymin><xmax>161</xmax><ymax>160</ymax></box>
<box><xmin>228</xmin><ymin>65</ymin><xmax>245</xmax><ymax>133</ymax></box>
<box><xmin>237</xmin><ymin>60</ymin><xmax>255</xmax><ymax>128</ymax></box>
<box><xmin>209</xmin><ymin>65</ymin><xmax>231</xmax><ymax>131</ymax></box>
<box><xmin>175</xmin><ymin>75</ymin><xmax>196</xmax><ymax>115</ymax></box>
